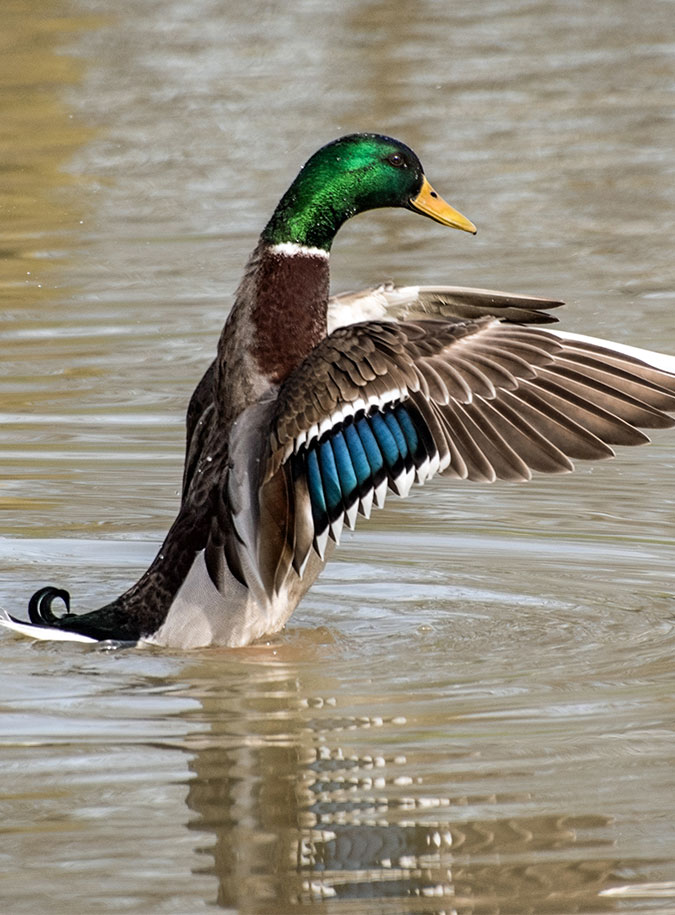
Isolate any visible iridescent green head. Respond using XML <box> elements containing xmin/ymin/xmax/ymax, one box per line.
<box><xmin>262</xmin><ymin>133</ymin><xmax>476</xmax><ymax>251</ymax></box>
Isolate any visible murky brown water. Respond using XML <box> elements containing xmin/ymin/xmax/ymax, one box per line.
<box><xmin>2</xmin><ymin>1</ymin><xmax>675</xmax><ymax>912</ymax></box>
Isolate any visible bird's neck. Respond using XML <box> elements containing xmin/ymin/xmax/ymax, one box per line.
<box><xmin>216</xmin><ymin>240</ymin><xmax>330</xmax><ymax>419</ymax></box>
<box><xmin>249</xmin><ymin>240</ymin><xmax>330</xmax><ymax>382</ymax></box>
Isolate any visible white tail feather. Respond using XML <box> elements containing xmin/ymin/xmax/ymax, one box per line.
<box><xmin>0</xmin><ymin>608</ymin><xmax>96</xmax><ymax>643</ymax></box>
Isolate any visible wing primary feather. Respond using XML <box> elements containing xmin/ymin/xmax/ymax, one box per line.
<box><xmin>467</xmin><ymin>342</ymin><xmax>544</xmax><ymax>379</ymax></box>
<box><xmin>205</xmin><ymin>515</ymin><xmax>227</xmax><ymax>591</ymax></box>
<box><xmin>416</xmin><ymin>359</ymin><xmax>452</xmax><ymax>403</ymax></box>
<box><xmin>452</xmin><ymin>401</ymin><xmax>533</xmax><ymax>481</ymax></box>
<box><xmin>458</xmin><ymin>350</ymin><xmax>520</xmax><ymax>390</ymax></box>
<box><xmin>437</xmin><ymin>401</ymin><xmax>497</xmax><ymax>482</ymax></box>
<box><xmin>475</xmin><ymin>337</ymin><xmax>562</xmax><ymax>367</ymax></box>
<box><xmin>557</xmin><ymin>338</ymin><xmax>675</xmax><ymax>389</ymax></box>
<box><xmin>443</xmin><ymin>354</ymin><xmax>497</xmax><ymax>399</ymax></box>
<box><xmin>525</xmin><ymin>376</ymin><xmax>650</xmax><ymax>446</ymax></box>
<box><xmin>426</xmin><ymin>356</ymin><xmax>474</xmax><ymax>402</ymax></box>
<box><xmin>276</xmin><ymin>467</ymin><xmax>296</xmax><ymax>594</ymax></box>
<box><xmin>556</xmin><ymin>351</ymin><xmax>675</xmax><ymax>410</ymax></box>
<box><xmin>503</xmin><ymin>386</ymin><xmax>616</xmax><ymax>461</ymax></box>
<box><xmin>539</xmin><ymin>364</ymin><xmax>675</xmax><ymax>429</ymax></box>
<box><xmin>472</xmin><ymin>395</ymin><xmax>575</xmax><ymax>474</ymax></box>
<box><xmin>488</xmin><ymin>327</ymin><xmax>563</xmax><ymax>352</ymax></box>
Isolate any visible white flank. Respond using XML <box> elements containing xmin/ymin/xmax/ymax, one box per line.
<box><xmin>270</xmin><ymin>241</ymin><xmax>329</xmax><ymax>259</ymax></box>
<box><xmin>553</xmin><ymin>331</ymin><xmax>675</xmax><ymax>374</ymax></box>
<box><xmin>146</xmin><ymin>549</ymin><xmax>295</xmax><ymax>649</ymax></box>
<box><xmin>0</xmin><ymin>608</ymin><xmax>97</xmax><ymax>643</ymax></box>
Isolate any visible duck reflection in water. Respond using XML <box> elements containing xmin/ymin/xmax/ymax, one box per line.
<box><xmin>180</xmin><ymin>652</ymin><xmax>617</xmax><ymax>911</ymax></box>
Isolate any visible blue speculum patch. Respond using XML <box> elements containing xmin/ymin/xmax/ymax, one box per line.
<box><xmin>300</xmin><ymin>402</ymin><xmax>429</xmax><ymax>537</ymax></box>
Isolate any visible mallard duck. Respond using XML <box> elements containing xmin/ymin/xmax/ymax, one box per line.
<box><xmin>2</xmin><ymin>132</ymin><xmax>675</xmax><ymax>648</ymax></box>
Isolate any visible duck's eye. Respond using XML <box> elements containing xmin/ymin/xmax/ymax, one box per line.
<box><xmin>387</xmin><ymin>153</ymin><xmax>405</xmax><ymax>168</ymax></box>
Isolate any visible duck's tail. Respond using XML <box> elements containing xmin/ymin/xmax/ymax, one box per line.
<box><xmin>0</xmin><ymin>586</ymin><xmax>141</xmax><ymax>645</ymax></box>
<box><xmin>0</xmin><ymin>599</ymin><xmax>97</xmax><ymax>643</ymax></box>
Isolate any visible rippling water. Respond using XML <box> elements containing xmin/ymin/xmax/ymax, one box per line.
<box><xmin>2</xmin><ymin>1</ymin><xmax>675</xmax><ymax>912</ymax></box>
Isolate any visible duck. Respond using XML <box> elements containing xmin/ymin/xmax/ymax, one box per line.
<box><xmin>2</xmin><ymin>132</ymin><xmax>675</xmax><ymax>648</ymax></box>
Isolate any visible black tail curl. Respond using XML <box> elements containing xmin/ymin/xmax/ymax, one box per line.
<box><xmin>28</xmin><ymin>586</ymin><xmax>71</xmax><ymax>626</ymax></box>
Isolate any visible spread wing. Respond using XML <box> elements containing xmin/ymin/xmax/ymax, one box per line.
<box><xmin>257</xmin><ymin>317</ymin><xmax>675</xmax><ymax>593</ymax></box>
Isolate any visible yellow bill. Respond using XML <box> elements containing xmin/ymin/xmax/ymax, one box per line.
<box><xmin>409</xmin><ymin>176</ymin><xmax>477</xmax><ymax>234</ymax></box>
